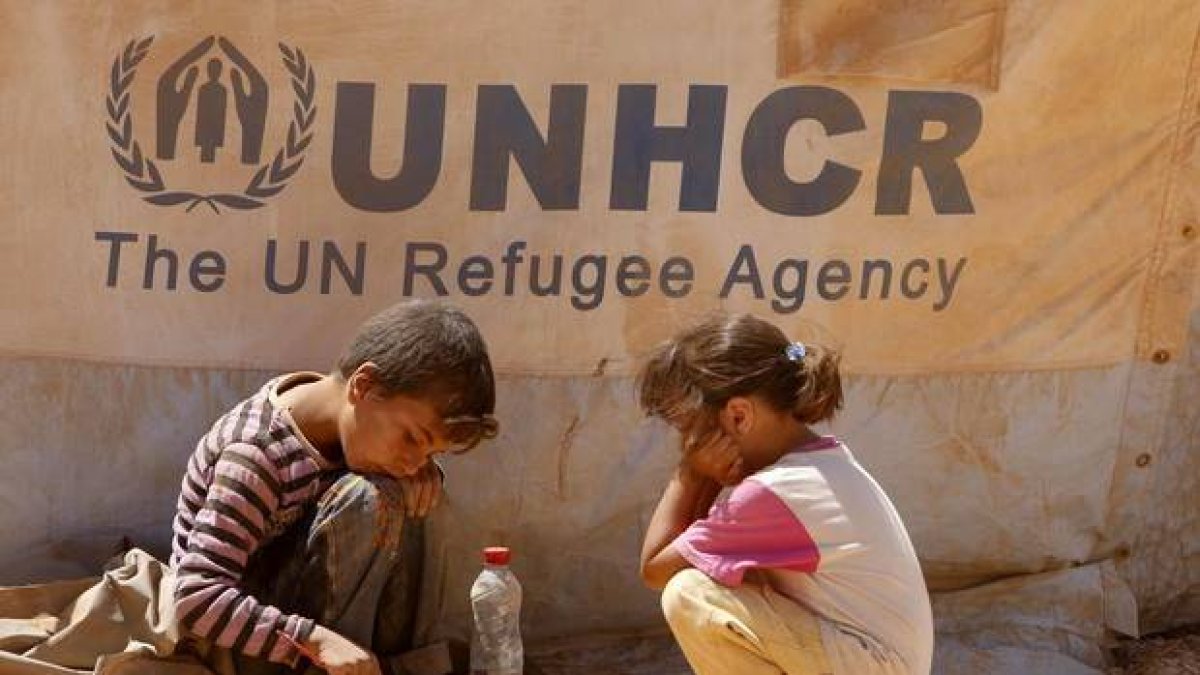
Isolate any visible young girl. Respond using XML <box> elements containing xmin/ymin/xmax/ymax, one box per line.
<box><xmin>637</xmin><ymin>313</ymin><xmax>932</xmax><ymax>675</ymax></box>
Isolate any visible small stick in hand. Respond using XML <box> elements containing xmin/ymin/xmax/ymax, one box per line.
<box><xmin>276</xmin><ymin>630</ymin><xmax>322</xmax><ymax>666</ymax></box>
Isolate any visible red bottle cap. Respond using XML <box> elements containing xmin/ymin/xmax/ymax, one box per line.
<box><xmin>483</xmin><ymin>546</ymin><xmax>512</xmax><ymax>565</ymax></box>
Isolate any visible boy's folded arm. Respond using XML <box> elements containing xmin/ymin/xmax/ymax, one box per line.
<box><xmin>173</xmin><ymin>443</ymin><xmax>314</xmax><ymax>666</ymax></box>
<box><xmin>396</xmin><ymin>460</ymin><xmax>444</xmax><ymax>517</ymax></box>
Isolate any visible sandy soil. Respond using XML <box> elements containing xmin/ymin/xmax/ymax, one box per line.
<box><xmin>1111</xmin><ymin>626</ymin><xmax>1200</xmax><ymax>675</ymax></box>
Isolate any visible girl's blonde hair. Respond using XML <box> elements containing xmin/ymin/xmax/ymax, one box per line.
<box><xmin>637</xmin><ymin>313</ymin><xmax>842</xmax><ymax>435</ymax></box>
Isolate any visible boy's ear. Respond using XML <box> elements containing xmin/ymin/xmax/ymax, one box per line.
<box><xmin>722</xmin><ymin>397</ymin><xmax>755</xmax><ymax>436</ymax></box>
<box><xmin>347</xmin><ymin>363</ymin><xmax>379</xmax><ymax>403</ymax></box>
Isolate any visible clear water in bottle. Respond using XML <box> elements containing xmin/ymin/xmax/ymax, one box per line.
<box><xmin>470</xmin><ymin>546</ymin><xmax>523</xmax><ymax>675</ymax></box>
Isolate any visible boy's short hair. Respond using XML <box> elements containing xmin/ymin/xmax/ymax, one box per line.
<box><xmin>337</xmin><ymin>300</ymin><xmax>498</xmax><ymax>448</ymax></box>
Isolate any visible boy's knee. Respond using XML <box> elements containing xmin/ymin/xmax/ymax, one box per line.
<box><xmin>320</xmin><ymin>472</ymin><xmax>404</xmax><ymax>508</ymax></box>
<box><xmin>315</xmin><ymin>473</ymin><xmax>408</xmax><ymax>549</ymax></box>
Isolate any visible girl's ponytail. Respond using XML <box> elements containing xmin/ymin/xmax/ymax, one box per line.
<box><xmin>788</xmin><ymin>341</ymin><xmax>843</xmax><ymax>425</ymax></box>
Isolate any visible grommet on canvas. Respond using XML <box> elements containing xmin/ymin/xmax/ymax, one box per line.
<box><xmin>1151</xmin><ymin>349</ymin><xmax>1171</xmax><ymax>364</ymax></box>
<box><xmin>1135</xmin><ymin>453</ymin><xmax>1152</xmax><ymax>468</ymax></box>
<box><xmin>1183</xmin><ymin>224</ymin><xmax>1197</xmax><ymax>239</ymax></box>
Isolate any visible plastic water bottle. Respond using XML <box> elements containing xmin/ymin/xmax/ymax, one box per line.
<box><xmin>470</xmin><ymin>546</ymin><xmax>523</xmax><ymax>675</ymax></box>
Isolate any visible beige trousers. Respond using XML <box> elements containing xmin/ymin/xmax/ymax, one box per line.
<box><xmin>661</xmin><ymin>569</ymin><xmax>834</xmax><ymax>675</ymax></box>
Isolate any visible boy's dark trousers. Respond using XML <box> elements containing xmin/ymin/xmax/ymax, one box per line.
<box><xmin>207</xmin><ymin>472</ymin><xmax>424</xmax><ymax>675</ymax></box>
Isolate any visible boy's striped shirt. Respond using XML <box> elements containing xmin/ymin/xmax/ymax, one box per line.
<box><xmin>170</xmin><ymin>374</ymin><xmax>338</xmax><ymax>665</ymax></box>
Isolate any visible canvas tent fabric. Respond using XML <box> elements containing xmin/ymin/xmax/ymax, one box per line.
<box><xmin>0</xmin><ymin>0</ymin><xmax>1195</xmax><ymax>376</ymax></box>
<box><xmin>0</xmin><ymin>1</ymin><xmax>1197</xmax><ymax>673</ymax></box>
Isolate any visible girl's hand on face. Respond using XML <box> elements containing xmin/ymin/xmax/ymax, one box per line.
<box><xmin>681</xmin><ymin>430</ymin><xmax>745</xmax><ymax>486</ymax></box>
<box><xmin>397</xmin><ymin>461</ymin><xmax>442</xmax><ymax>517</ymax></box>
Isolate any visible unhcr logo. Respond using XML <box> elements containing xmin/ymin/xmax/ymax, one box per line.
<box><xmin>105</xmin><ymin>36</ymin><xmax>316</xmax><ymax>213</ymax></box>
<box><xmin>105</xmin><ymin>35</ymin><xmax>983</xmax><ymax>218</ymax></box>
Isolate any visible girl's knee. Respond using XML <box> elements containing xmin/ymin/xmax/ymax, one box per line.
<box><xmin>661</xmin><ymin>568</ymin><xmax>717</xmax><ymax>625</ymax></box>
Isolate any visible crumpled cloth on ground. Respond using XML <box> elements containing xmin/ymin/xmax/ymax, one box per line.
<box><xmin>0</xmin><ymin>548</ymin><xmax>214</xmax><ymax>675</ymax></box>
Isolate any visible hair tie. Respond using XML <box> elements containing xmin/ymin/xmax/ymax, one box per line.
<box><xmin>785</xmin><ymin>341</ymin><xmax>807</xmax><ymax>362</ymax></box>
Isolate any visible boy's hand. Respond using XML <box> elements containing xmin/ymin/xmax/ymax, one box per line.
<box><xmin>305</xmin><ymin>625</ymin><xmax>381</xmax><ymax>675</ymax></box>
<box><xmin>397</xmin><ymin>462</ymin><xmax>442</xmax><ymax>517</ymax></box>
<box><xmin>682</xmin><ymin>431</ymin><xmax>744</xmax><ymax>486</ymax></box>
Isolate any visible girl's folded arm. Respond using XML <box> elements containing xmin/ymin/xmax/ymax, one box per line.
<box><xmin>639</xmin><ymin>469</ymin><xmax>722</xmax><ymax>589</ymax></box>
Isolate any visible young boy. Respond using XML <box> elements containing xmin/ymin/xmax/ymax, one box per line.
<box><xmin>170</xmin><ymin>300</ymin><xmax>499</xmax><ymax>675</ymax></box>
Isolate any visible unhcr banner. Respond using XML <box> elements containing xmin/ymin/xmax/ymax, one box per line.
<box><xmin>0</xmin><ymin>1</ymin><xmax>1196</xmax><ymax>375</ymax></box>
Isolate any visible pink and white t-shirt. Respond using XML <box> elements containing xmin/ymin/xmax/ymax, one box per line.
<box><xmin>673</xmin><ymin>436</ymin><xmax>933</xmax><ymax>675</ymax></box>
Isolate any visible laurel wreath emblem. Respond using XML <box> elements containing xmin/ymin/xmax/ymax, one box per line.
<box><xmin>105</xmin><ymin>36</ymin><xmax>316</xmax><ymax>213</ymax></box>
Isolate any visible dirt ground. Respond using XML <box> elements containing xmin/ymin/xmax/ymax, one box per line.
<box><xmin>524</xmin><ymin>631</ymin><xmax>690</xmax><ymax>675</ymax></box>
<box><xmin>521</xmin><ymin>627</ymin><xmax>1200</xmax><ymax>675</ymax></box>
<box><xmin>1111</xmin><ymin>626</ymin><xmax>1200</xmax><ymax>675</ymax></box>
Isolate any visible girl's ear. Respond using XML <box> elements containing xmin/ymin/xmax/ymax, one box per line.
<box><xmin>722</xmin><ymin>397</ymin><xmax>755</xmax><ymax>436</ymax></box>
